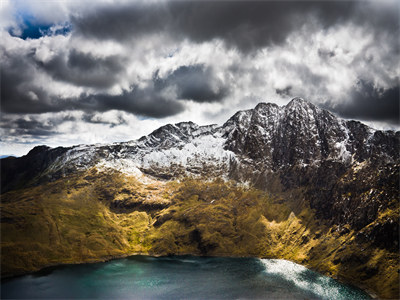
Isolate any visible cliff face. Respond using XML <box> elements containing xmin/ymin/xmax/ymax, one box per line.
<box><xmin>1</xmin><ymin>98</ymin><xmax>399</xmax><ymax>298</ymax></box>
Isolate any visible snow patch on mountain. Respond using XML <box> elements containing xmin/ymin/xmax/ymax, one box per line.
<box><xmin>35</xmin><ymin>98</ymin><xmax>399</xmax><ymax>184</ymax></box>
<box><xmin>140</xmin><ymin>131</ymin><xmax>235</xmax><ymax>169</ymax></box>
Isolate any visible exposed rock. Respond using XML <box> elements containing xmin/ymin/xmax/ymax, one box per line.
<box><xmin>1</xmin><ymin>98</ymin><xmax>399</xmax><ymax>298</ymax></box>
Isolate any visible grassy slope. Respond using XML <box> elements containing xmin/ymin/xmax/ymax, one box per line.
<box><xmin>1</xmin><ymin>169</ymin><xmax>398</xmax><ymax>298</ymax></box>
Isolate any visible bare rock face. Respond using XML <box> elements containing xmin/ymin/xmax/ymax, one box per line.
<box><xmin>223</xmin><ymin>98</ymin><xmax>398</xmax><ymax>168</ymax></box>
<box><xmin>2</xmin><ymin>98</ymin><xmax>399</xmax><ymax>240</ymax></box>
<box><xmin>0</xmin><ymin>146</ymin><xmax>70</xmax><ymax>192</ymax></box>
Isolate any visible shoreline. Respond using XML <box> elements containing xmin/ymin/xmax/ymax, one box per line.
<box><xmin>1</xmin><ymin>252</ymin><xmax>378</xmax><ymax>299</ymax></box>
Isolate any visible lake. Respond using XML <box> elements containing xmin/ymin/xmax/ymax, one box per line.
<box><xmin>1</xmin><ymin>255</ymin><xmax>371</xmax><ymax>299</ymax></box>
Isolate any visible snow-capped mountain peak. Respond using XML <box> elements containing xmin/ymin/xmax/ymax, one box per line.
<box><xmin>1</xmin><ymin>98</ymin><xmax>398</xmax><ymax>191</ymax></box>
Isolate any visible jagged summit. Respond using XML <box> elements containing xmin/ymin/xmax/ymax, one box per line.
<box><xmin>1</xmin><ymin>98</ymin><xmax>399</xmax><ymax>192</ymax></box>
<box><xmin>284</xmin><ymin>97</ymin><xmax>325</xmax><ymax>120</ymax></box>
<box><xmin>254</xmin><ymin>102</ymin><xmax>279</xmax><ymax>110</ymax></box>
<box><xmin>287</xmin><ymin>96</ymin><xmax>307</xmax><ymax>106</ymax></box>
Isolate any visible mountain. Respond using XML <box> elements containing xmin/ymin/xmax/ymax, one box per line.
<box><xmin>1</xmin><ymin>98</ymin><xmax>399</xmax><ymax>298</ymax></box>
<box><xmin>3</xmin><ymin>98</ymin><xmax>398</xmax><ymax>187</ymax></box>
<box><xmin>2</xmin><ymin>98</ymin><xmax>398</xmax><ymax>229</ymax></box>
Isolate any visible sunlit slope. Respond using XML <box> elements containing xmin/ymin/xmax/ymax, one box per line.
<box><xmin>1</xmin><ymin>168</ymin><xmax>398</xmax><ymax>298</ymax></box>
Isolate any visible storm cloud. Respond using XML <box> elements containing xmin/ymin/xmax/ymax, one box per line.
<box><xmin>0</xmin><ymin>113</ymin><xmax>76</xmax><ymax>139</ymax></box>
<box><xmin>1</xmin><ymin>50</ymin><xmax>220</xmax><ymax>117</ymax></box>
<box><xmin>76</xmin><ymin>87</ymin><xmax>184</xmax><ymax>118</ymax></box>
<box><xmin>1</xmin><ymin>51</ymin><xmax>57</xmax><ymax>114</ymax></box>
<box><xmin>2</xmin><ymin>118</ymin><xmax>56</xmax><ymax>137</ymax></box>
<box><xmin>37</xmin><ymin>49</ymin><xmax>126</xmax><ymax>88</ymax></box>
<box><xmin>1</xmin><ymin>0</ymin><xmax>399</xmax><ymax>156</ymax></box>
<box><xmin>71</xmin><ymin>1</ymin><xmax>396</xmax><ymax>53</ymax></box>
<box><xmin>155</xmin><ymin>65</ymin><xmax>228</xmax><ymax>103</ymax></box>
<box><xmin>324</xmin><ymin>80</ymin><xmax>400</xmax><ymax>125</ymax></box>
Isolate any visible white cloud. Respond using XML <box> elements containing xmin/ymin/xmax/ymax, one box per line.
<box><xmin>1</xmin><ymin>0</ymin><xmax>398</xmax><ymax>156</ymax></box>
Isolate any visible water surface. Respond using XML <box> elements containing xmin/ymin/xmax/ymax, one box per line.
<box><xmin>1</xmin><ymin>255</ymin><xmax>371</xmax><ymax>299</ymax></box>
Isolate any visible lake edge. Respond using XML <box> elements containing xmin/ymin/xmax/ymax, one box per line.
<box><xmin>1</xmin><ymin>252</ymin><xmax>377</xmax><ymax>299</ymax></box>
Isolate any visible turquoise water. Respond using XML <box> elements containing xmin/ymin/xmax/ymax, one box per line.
<box><xmin>1</xmin><ymin>255</ymin><xmax>371</xmax><ymax>299</ymax></box>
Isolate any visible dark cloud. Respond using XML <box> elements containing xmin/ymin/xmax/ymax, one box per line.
<box><xmin>1</xmin><ymin>110</ymin><xmax>126</xmax><ymax>142</ymax></box>
<box><xmin>76</xmin><ymin>87</ymin><xmax>184</xmax><ymax>118</ymax></box>
<box><xmin>82</xmin><ymin>113</ymin><xmax>127</xmax><ymax>128</ymax></box>
<box><xmin>1</xmin><ymin>44</ymin><xmax>220</xmax><ymax>117</ymax></box>
<box><xmin>0</xmin><ymin>47</ymin><xmax>184</xmax><ymax>118</ymax></box>
<box><xmin>70</xmin><ymin>2</ymin><xmax>167</xmax><ymax>41</ymax></box>
<box><xmin>323</xmin><ymin>80</ymin><xmax>399</xmax><ymax>125</ymax></box>
<box><xmin>1</xmin><ymin>111</ymin><xmax>127</xmax><ymax>140</ymax></box>
<box><xmin>276</xmin><ymin>86</ymin><xmax>293</xmax><ymax>98</ymax></box>
<box><xmin>1</xmin><ymin>116</ymin><xmax>59</xmax><ymax>137</ymax></box>
<box><xmin>318</xmin><ymin>48</ymin><xmax>336</xmax><ymax>59</ymax></box>
<box><xmin>155</xmin><ymin>65</ymin><xmax>228</xmax><ymax>102</ymax></box>
<box><xmin>1</xmin><ymin>72</ymin><xmax>183</xmax><ymax>118</ymax></box>
<box><xmin>0</xmin><ymin>50</ymin><xmax>58</xmax><ymax>114</ymax></box>
<box><xmin>36</xmin><ymin>49</ymin><xmax>125</xmax><ymax>88</ymax></box>
<box><xmin>354</xmin><ymin>2</ymin><xmax>400</xmax><ymax>53</ymax></box>
<box><xmin>71</xmin><ymin>1</ymin><xmax>397</xmax><ymax>53</ymax></box>
<box><xmin>1</xmin><ymin>47</ymin><xmax>127</xmax><ymax>115</ymax></box>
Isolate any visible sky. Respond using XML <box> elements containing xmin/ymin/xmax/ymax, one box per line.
<box><xmin>1</xmin><ymin>0</ymin><xmax>399</xmax><ymax>156</ymax></box>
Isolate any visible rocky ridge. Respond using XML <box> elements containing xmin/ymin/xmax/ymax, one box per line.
<box><xmin>3</xmin><ymin>98</ymin><xmax>398</xmax><ymax>181</ymax></box>
<box><xmin>1</xmin><ymin>98</ymin><xmax>399</xmax><ymax>298</ymax></box>
<box><xmin>2</xmin><ymin>98</ymin><xmax>398</xmax><ymax>230</ymax></box>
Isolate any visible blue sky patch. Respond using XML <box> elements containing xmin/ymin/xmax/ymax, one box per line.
<box><xmin>9</xmin><ymin>20</ymin><xmax>71</xmax><ymax>40</ymax></box>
